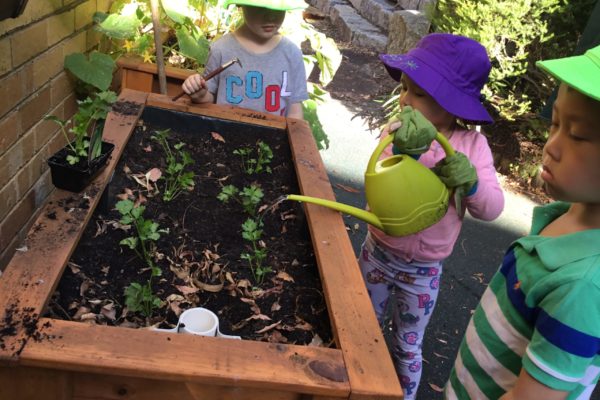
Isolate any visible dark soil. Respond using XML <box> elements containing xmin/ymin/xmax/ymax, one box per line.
<box><xmin>45</xmin><ymin>107</ymin><xmax>333</xmax><ymax>346</ymax></box>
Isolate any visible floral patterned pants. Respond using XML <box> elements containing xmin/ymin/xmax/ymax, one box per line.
<box><xmin>358</xmin><ymin>234</ymin><xmax>443</xmax><ymax>400</ymax></box>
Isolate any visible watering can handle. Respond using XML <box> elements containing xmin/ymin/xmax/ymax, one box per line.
<box><xmin>366</xmin><ymin>132</ymin><xmax>455</xmax><ymax>174</ymax></box>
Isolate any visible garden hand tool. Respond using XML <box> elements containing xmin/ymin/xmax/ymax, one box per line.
<box><xmin>432</xmin><ymin>152</ymin><xmax>478</xmax><ymax>216</ymax></box>
<box><xmin>287</xmin><ymin>131</ymin><xmax>456</xmax><ymax>237</ymax></box>
<box><xmin>171</xmin><ymin>57</ymin><xmax>243</xmax><ymax>101</ymax></box>
<box><xmin>391</xmin><ymin>106</ymin><xmax>437</xmax><ymax>156</ymax></box>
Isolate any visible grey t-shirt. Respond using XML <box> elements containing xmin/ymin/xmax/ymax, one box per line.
<box><xmin>205</xmin><ymin>34</ymin><xmax>308</xmax><ymax>117</ymax></box>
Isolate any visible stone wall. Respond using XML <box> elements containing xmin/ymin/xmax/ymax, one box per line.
<box><xmin>0</xmin><ymin>0</ymin><xmax>111</xmax><ymax>270</ymax></box>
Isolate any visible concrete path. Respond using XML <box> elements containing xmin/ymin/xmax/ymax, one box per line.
<box><xmin>315</xmin><ymin>96</ymin><xmax>540</xmax><ymax>398</ymax></box>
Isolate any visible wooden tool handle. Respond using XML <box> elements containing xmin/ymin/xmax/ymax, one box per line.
<box><xmin>171</xmin><ymin>61</ymin><xmax>235</xmax><ymax>101</ymax></box>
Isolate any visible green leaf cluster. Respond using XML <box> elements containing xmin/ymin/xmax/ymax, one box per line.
<box><xmin>45</xmin><ymin>90</ymin><xmax>117</xmax><ymax>165</ymax></box>
<box><xmin>240</xmin><ymin>218</ymin><xmax>271</xmax><ymax>285</ymax></box>
<box><xmin>233</xmin><ymin>140</ymin><xmax>273</xmax><ymax>174</ymax></box>
<box><xmin>431</xmin><ymin>0</ymin><xmax>596</xmax><ymax>122</ymax></box>
<box><xmin>151</xmin><ymin>129</ymin><xmax>196</xmax><ymax>202</ymax></box>
<box><xmin>116</xmin><ymin>199</ymin><xmax>167</xmax><ymax>317</ymax></box>
<box><xmin>217</xmin><ymin>184</ymin><xmax>264</xmax><ymax>216</ymax></box>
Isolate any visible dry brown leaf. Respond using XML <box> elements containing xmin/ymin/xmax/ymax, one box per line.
<box><xmin>266</xmin><ymin>330</ymin><xmax>287</xmax><ymax>343</ymax></box>
<box><xmin>147</xmin><ymin>167</ymin><xmax>162</xmax><ymax>182</ymax></box>
<box><xmin>101</xmin><ymin>303</ymin><xmax>116</xmax><ymax>321</ymax></box>
<box><xmin>143</xmin><ymin>145</ymin><xmax>152</xmax><ymax>152</ymax></box>
<box><xmin>79</xmin><ymin>280</ymin><xmax>91</xmax><ymax>297</ymax></box>
<box><xmin>211</xmin><ymin>132</ymin><xmax>225</xmax><ymax>142</ymax></box>
<box><xmin>271</xmin><ymin>301</ymin><xmax>281</xmax><ymax>312</ymax></box>
<box><xmin>433</xmin><ymin>352</ymin><xmax>449</xmax><ymax>359</ymax></box>
<box><xmin>429</xmin><ymin>383</ymin><xmax>444</xmax><ymax>392</ymax></box>
<box><xmin>175</xmin><ymin>285</ymin><xmax>199</xmax><ymax>295</ymax></box>
<box><xmin>80</xmin><ymin>313</ymin><xmax>97</xmax><ymax>322</ymax></box>
<box><xmin>255</xmin><ymin>320</ymin><xmax>281</xmax><ymax>334</ymax></box>
<box><xmin>276</xmin><ymin>271</ymin><xmax>294</xmax><ymax>282</ymax></box>
<box><xmin>101</xmin><ymin>266</ymin><xmax>110</xmax><ymax>275</ymax></box>
<box><xmin>67</xmin><ymin>262</ymin><xmax>81</xmax><ymax>274</ymax></box>
<box><xmin>309</xmin><ymin>334</ymin><xmax>324</xmax><ymax>347</ymax></box>
<box><xmin>73</xmin><ymin>306</ymin><xmax>91</xmax><ymax>320</ymax></box>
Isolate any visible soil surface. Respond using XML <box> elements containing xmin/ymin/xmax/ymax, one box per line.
<box><xmin>45</xmin><ymin>108</ymin><xmax>333</xmax><ymax>346</ymax></box>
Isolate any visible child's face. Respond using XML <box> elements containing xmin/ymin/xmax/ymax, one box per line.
<box><xmin>241</xmin><ymin>6</ymin><xmax>285</xmax><ymax>41</ymax></box>
<box><xmin>541</xmin><ymin>83</ymin><xmax>600</xmax><ymax>203</ymax></box>
<box><xmin>399</xmin><ymin>75</ymin><xmax>454</xmax><ymax>132</ymax></box>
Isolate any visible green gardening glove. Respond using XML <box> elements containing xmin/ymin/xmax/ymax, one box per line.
<box><xmin>392</xmin><ymin>106</ymin><xmax>438</xmax><ymax>155</ymax></box>
<box><xmin>432</xmin><ymin>152</ymin><xmax>478</xmax><ymax>213</ymax></box>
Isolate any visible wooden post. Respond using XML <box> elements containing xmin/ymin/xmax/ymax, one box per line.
<box><xmin>150</xmin><ymin>0</ymin><xmax>167</xmax><ymax>95</ymax></box>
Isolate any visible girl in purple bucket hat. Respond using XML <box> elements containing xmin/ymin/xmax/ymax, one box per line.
<box><xmin>358</xmin><ymin>33</ymin><xmax>505</xmax><ymax>399</ymax></box>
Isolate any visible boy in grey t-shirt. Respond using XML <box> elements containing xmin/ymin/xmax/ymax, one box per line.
<box><xmin>181</xmin><ymin>0</ymin><xmax>308</xmax><ymax>119</ymax></box>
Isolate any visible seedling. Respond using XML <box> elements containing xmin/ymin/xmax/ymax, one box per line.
<box><xmin>116</xmin><ymin>199</ymin><xmax>167</xmax><ymax>317</ymax></box>
<box><xmin>151</xmin><ymin>128</ymin><xmax>195</xmax><ymax>201</ymax></box>
<box><xmin>233</xmin><ymin>140</ymin><xmax>273</xmax><ymax>174</ymax></box>
<box><xmin>240</xmin><ymin>218</ymin><xmax>271</xmax><ymax>285</ymax></box>
<box><xmin>217</xmin><ymin>184</ymin><xmax>264</xmax><ymax>216</ymax></box>
<box><xmin>45</xmin><ymin>91</ymin><xmax>117</xmax><ymax>165</ymax></box>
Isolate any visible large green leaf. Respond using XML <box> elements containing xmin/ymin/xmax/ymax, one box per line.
<box><xmin>161</xmin><ymin>0</ymin><xmax>199</xmax><ymax>24</ymax></box>
<box><xmin>64</xmin><ymin>52</ymin><xmax>116</xmax><ymax>91</ymax></box>
<box><xmin>176</xmin><ymin>27</ymin><xmax>209</xmax><ymax>64</ymax></box>
<box><xmin>96</xmin><ymin>13</ymin><xmax>141</xmax><ymax>39</ymax></box>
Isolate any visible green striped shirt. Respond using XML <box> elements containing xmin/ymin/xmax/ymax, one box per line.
<box><xmin>446</xmin><ymin>202</ymin><xmax>600</xmax><ymax>399</ymax></box>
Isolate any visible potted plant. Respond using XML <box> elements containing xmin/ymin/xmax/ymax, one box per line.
<box><xmin>46</xmin><ymin>51</ymin><xmax>118</xmax><ymax>192</ymax></box>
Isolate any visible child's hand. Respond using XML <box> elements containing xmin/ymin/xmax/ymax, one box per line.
<box><xmin>182</xmin><ymin>74</ymin><xmax>208</xmax><ymax>99</ymax></box>
<box><xmin>391</xmin><ymin>106</ymin><xmax>437</xmax><ymax>155</ymax></box>
<box><xmin>433</xmin><ymin>152</ymin><xmax>478</xmax><ymax>209</ymax></box>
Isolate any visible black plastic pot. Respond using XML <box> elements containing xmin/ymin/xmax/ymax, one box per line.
<box><xmin>48</xmin><ymin>141</ymin><xmax>115</xmax><ymax>193</ymax></box>
<box><xmin>0</xmin><ymin>0</ymin><xmax>29</xmax><ymax>21</ymax></box>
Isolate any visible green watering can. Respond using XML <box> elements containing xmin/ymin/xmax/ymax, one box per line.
<box><xmin>287</xmin><ymin>132</ymin><xmax>455</xmax><ymax>237</ymax></box>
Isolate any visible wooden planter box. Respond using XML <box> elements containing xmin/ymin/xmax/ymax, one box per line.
<box><xmin>0</xmin><ymin>88</ymin><xmax>403</xmax><ymax>399</ymax></box>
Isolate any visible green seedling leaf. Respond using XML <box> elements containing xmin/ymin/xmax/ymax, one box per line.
<box><xmin>64</xmin><ymin>52</ymin><xmax>116</xmax><ymax>91</ymax></box>
<box><xmin>120</xmin><ymin>237</ymin><xmax>138</xmax><ymax>249</ymax></box>
<box><xmin>161</xmin><ymin>0</ymin><xmax>199</xmax><ymax>24</ymax></box>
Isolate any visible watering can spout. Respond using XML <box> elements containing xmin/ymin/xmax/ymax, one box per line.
<box><xmin>286</xmin><ymin>194</ymin><xmax>385</xmax><ymax>231</ymax></box>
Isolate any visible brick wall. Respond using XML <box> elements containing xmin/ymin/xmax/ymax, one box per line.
<box><xmin>0</xmin><ymin>0</ymin><xmax>112</xmax><ymax>269</ymax></box>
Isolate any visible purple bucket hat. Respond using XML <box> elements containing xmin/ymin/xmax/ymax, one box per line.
<box><xmin>380</xmin><ymin>33</ymin><xmax>493</xmax><ymax>124</ymax></box>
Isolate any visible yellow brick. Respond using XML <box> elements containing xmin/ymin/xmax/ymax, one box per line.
<box><xmin>0</xmin><ymin>0</ymin><xmax>61</xmax><ymax>36</ymax></box>
<box><xmin>50</xmin><ymin>72</ymin><xmax>75</xmax><ymax>108</ymax></box>
<box><xmin>75</xmin><ymin>0</ymin><xmax>97</xmax><ymax>30</ymax></box>
<box><xmin>0</xmin><ymin>189</ymin><xmax>36</xmax><ymax>250</ymax></box>
<box><xmin>19</xmin><ymin>86</ymin><xmax>51</xmax><ymax>133</ymax></box>
<box><xmin>34</xmin><ymin>114</ymin><xmax>60</xmax><ymax>152</ymax></box>
<box><xmin>0</xmin><ymin>111</ymin><xmax>20</xmax><ymax>156</ymax></box>
<box><xmin>0</xmin><ymin>180</ymin><xmax>18</xmax><ymax>222</ymax></box>
<box><xmin>47</xmin><ymin>10</ymin><xmax>75</xmax><ymax>47</ymax></box>
<box><xmin>62</xmin><ymin>30</ymin><xmax>87</xmax><ymax>58</ymax></box>
<box><xmin>0</xmin><ymin>137</ymin><xmax>23</xmax><ymax>189</ymax></box>
<box><xmin>86</xmin><ymin>27</ymin><xmax>103</xmax><ymax>50</ymax></box>
<box><xmin>0</xmin><ymin>38</ymin><xmax>11</xmax><ymax>76</ymax></box>
<box><xmin>33</xmin><ymin>46</ymin><xmax>64</xmax><ymax>89</ymax></box>
<box><xmin>0</xmin><ymin>71</ymin><xmax>24</xmax><ymax>119</ymax></box>
<box><xmin>10</xmin><ymin>20</ymin><xmax>49</xmax><ymax>67</ymax></box>
<box><xmin>97</xmin><ymin>0</ymin><xmax>112</xmax><ymax>12</ymax></box>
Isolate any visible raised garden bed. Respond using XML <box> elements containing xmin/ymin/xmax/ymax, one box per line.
<box><xmin>0</xmin><ymin>90</ymin><xmax>402</xmax><ymax>399</ymax></box>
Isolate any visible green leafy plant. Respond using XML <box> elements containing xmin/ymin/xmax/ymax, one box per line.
<box><xmin>116</xmin><ymin>199</ymin><xmax>167</xmax><ymax>317</ymax></box>
<box><xmin>240</xmin><ymin>217</ymin><xmax>271</xmax><ymax>285</ymax></box>
<box><xmin>151</xmin><ymin>128</ymin><xmax>195</xmax><ymax>201</ymax></box>
<box><xmin>45</xmin><ymin>91</ymin><xmax>117</xmax><ymax>165</ymax></box>
<box><xmin>217</xmin><ymin>184</ymin><xmax>264</xmax><ymax>216</ymax></box>
<box><xmin>233</xmin><ymin>140</ymin><xmax>273</xmax><ymax>174</ymax></box>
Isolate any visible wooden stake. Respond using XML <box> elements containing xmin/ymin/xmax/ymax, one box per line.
<box><xmin>150</xmin><ymin>0</ymin><xmax>167</xmax><ymax>95</ymax></box>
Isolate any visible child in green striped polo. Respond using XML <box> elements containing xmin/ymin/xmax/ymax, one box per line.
<box><xmin>446</xmin><ymin>44</ymin><xmax>600</xmax><ymax>400</ymax></box>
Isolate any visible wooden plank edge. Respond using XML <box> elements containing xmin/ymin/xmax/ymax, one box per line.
<box><xmin>0</xmin><ymin>90</ymin><xmax>147</xmax><ymax>362</ymax></box>
<box><xmin>20</xmin><ymin>318</ymin><xmax>350</xmax><ymax>397</ymax></box>
<box><xmin>145</xmin><ymin>93</ymin><xmax>288</xmax><ymax>130</ymax></box>
<box><xmin>286</xmin><ymin>120</ymin><xmax>403</xmax><ymax>399</ymax></box>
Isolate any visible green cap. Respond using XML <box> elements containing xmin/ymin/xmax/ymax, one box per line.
<box><xmin>536</xmin><ymin>44</ymin><xmax>600</xmax><ymax>102</ymax></box>
<box><xmin>223</xmin><ymin>0</ymin><xmax>307</xmax><ymax>11</ymax></box>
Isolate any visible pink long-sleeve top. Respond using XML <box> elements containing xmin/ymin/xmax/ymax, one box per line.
<box><xmin>368</xmin><ymin>128</ymin><xmax>505</xmax><ymax>263</ymax></box>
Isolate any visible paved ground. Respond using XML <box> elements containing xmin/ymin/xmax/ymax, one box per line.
<box><xmin>315</xmin><ymin>95</ymin><xmax>540</xmax><ymax>399</ymax></box>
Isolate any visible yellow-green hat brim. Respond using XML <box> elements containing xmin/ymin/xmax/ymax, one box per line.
<box><xmin>223</xmin><ymin>0</ymin><xmax>307</xmax><ymax>11</ymax></box>
<box><xmin>536</xmin><ymin>46</ymin><xmax>600</xmax><ymax>102</ymax></box>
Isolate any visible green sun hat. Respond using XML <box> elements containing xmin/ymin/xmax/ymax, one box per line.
<box><xmin>223</xmin><ymin>0</ymin><xmax>308</xmax><ymax>11</ymax></box>
<box><xmin>536</xmin><ymin>44</ymin><xmax>600</xmax><ymax>102</ymax></box>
